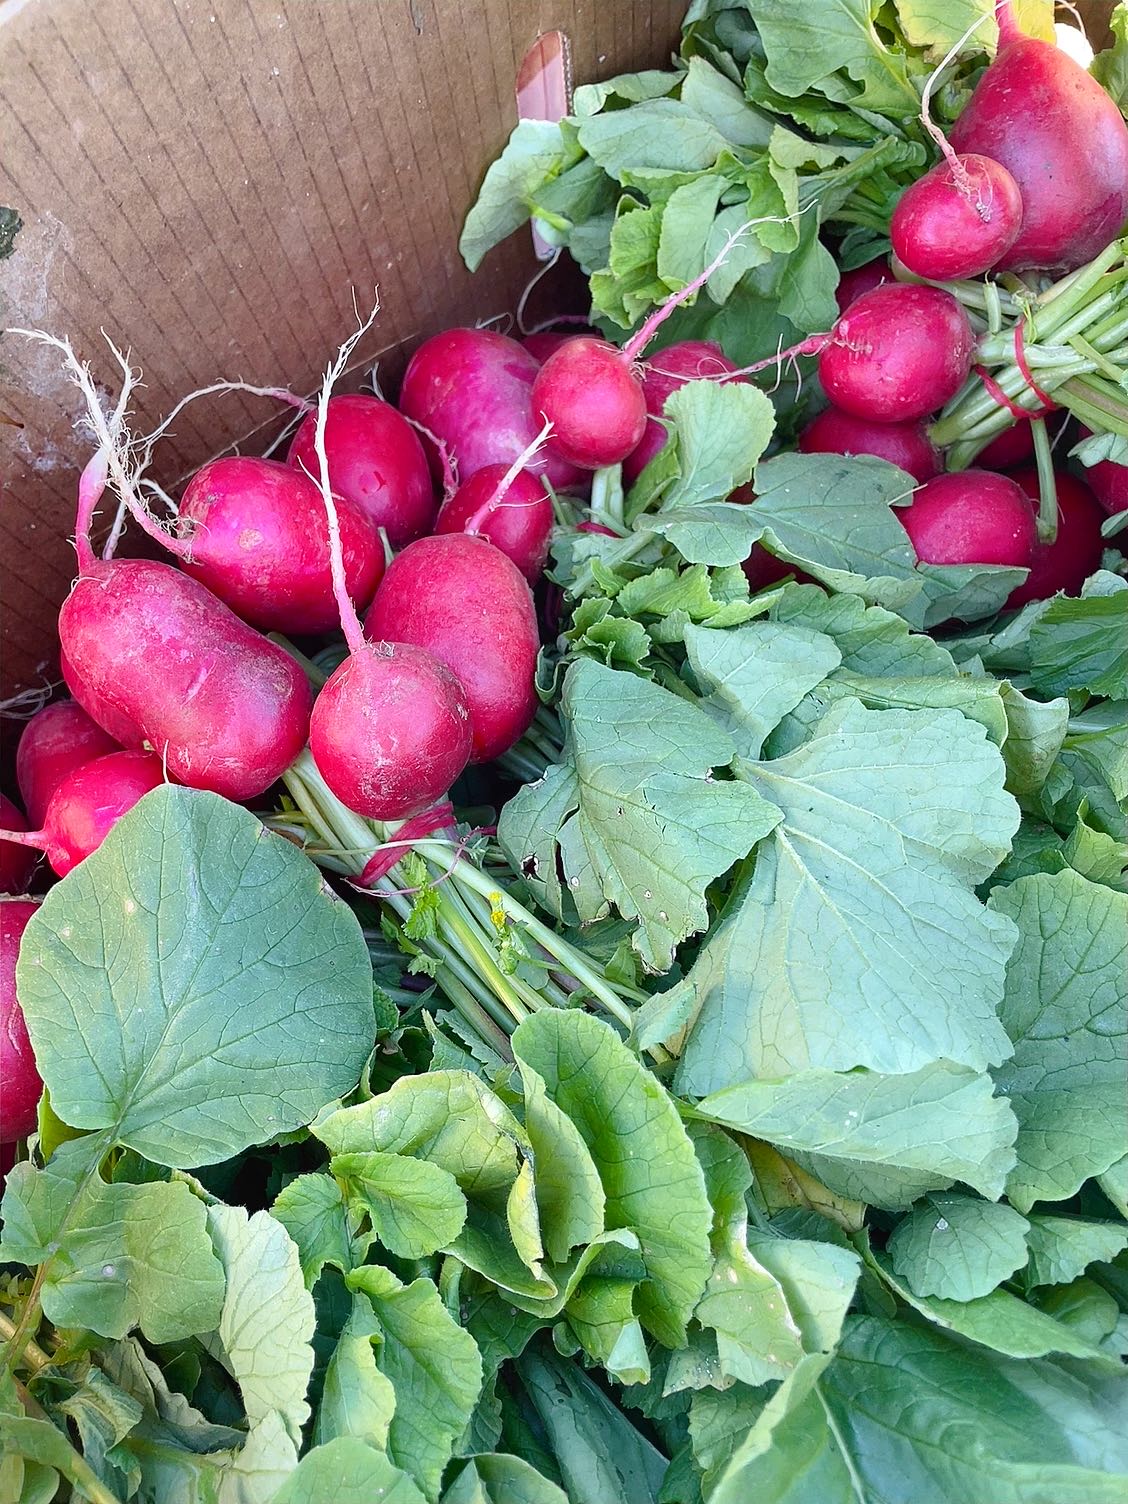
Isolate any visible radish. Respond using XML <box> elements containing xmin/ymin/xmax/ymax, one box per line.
<box><xmin>366</xmin><ymin>534</ymin><xmax>539</xmax><ymax>764</ymax></box>
<box><xmin>1005</xmin><ymin>467</ymin><xmax>1105</xmax><ymax>607</ymax></box>
<box><xmin>819</xmin><ymin>284</ymin><xmax>976</xmax><ymax>423</ymax></box>
<box><xmin>398</xmin><ymin>328</ymin><xmax>584</xmax><ymax>492</ymax></box>
<box><xmin>0</xmin><ymin>751</ymin><xmax>166</xmax><ymax>878</ymax></box>
<box><xmin>21</xmin><ymin>335</ymin><xmax>313</xmax><ymax>803</ymax></box>
<box><xmin>1</xmin><ymin>898</ymin><xmax>42</xmax><ymax>1143</ymax></box>
<box><xmin>435</xmin><ymin>461</ymin><xmax>553</xmax><ymax>584</ymax></box>
<box><xmin>835</xmin><ymin>258</ymin><xmax>891</xmax><ymax>314</ymax></box>
<box><xmin>1074</xmin><ymin>428</ymin><xmax>1128</xmax><ymax>516</ymax></box>
<box><xmin>16</xmin><ymin>700</ymin><xmax>119</xmax><ymax>826</ymax></box>
<box><xmin>624</xmin><ymin>340</ymin><xmax>744</xmax><ymax>484</ymax></box>
<box><xmin>532</xmin><ymin>336</ymin><xmax>648</xmax><ymax>469</ymax></box>
<box><xmin>891</xmin><ymin>154</ymin><xmax>1023</xmax><ymax>281</ymax></box>
<box><xmin>949</xmin><ymin>1</ymin><xmax>1128</xmax><ymax>273</ymax></box>
<box><xmin>742</xmin><ymin>548</ymin><xmax>814</xmax><ymax>592</ymax></box>
<box><xmin>897</xmin><ymin>470</ymin><xmax>1037</xmax><ymax>568</ymax></box>
<box><xmin>799</xmin><ymin>407</ymin><xmax>941</xmax><ymax>483</ymax></box>
<box><xmin>287</xmin><ymin>393</ymin><xmax>436</xmax><ymax>546</ymax></box>
<box><xmin>523</xmin><ymin>331</ymin><xmax>589</xmax><ymax>362</ymax></box>
<box><xmin>303</xmin><ymin>328</ymin><xmax>473</xmax><ymax>820</ymax></box>
<box><xmin>0</xmin><ymin>796</ymin><xmax>37</xmax><ymax>896</ymax></box>
<box><xmin>976</xmin><ymin>417</ymin><xmax>1036</xmax><ymax>471</ymax></box>
<box><xmin>178</xmin><ymin>456</ymin><xmax>384</xmax><ymax>634</ymax></box>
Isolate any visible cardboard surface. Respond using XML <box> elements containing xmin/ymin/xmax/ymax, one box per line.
<box><xmin>0</xmin><ymin>0</ymin><xmax>683</xmax><ymax>698</ymax></box>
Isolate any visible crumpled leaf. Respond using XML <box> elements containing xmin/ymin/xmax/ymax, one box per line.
<box><xmin>271</xmin><ymin>1173</ymin><xmax>359</xmax><ymax>1289</ymax></box>
<box><xmin>314</xmin><ymin>1292</ymin><xmax>396</xmax><ymax>1452</ymax></box>
<box><xmin>331</xmin><ymin>1150</ymin><xmax>467</xmax><ymax>1259</ymax></box>
<box><xmin>886</xmin><ymin>1192</ymin><xmax>1031</xmax><ymax>1301</ymax></box>
<box><xmin>1023</xmin><ymin>1216</ymin><xmax>1128</xmax><ymax>1290</ymax></box>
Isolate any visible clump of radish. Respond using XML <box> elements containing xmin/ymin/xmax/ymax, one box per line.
<box><xmin>1</xmin><ymin>898</ymin><xmax>43</xmax><ymax>1143</ymax></box>
<box><xmin>178</xmin><ymin>456</ymin><xmax>384</xmax><ymax>634</ymax></box>
<box><xmin>17</xmin><ymin>700</ymin><xmax>120</xmax><ymax>826</ymax></box>
<box><xmin>1005</xmin><ymin>468</ymin><xmax>1106</xmax><ymax>607</ymax></box>
<box><xmin>398</xmin><ymin>328</ymin><xmax>584</xmax><ymax>492</ymax></box>
<box><xmin>366</xmin><ymin>534</ymin><xmax>539</xmax><ymax>765</ymax></box>
<box><xmin>819</xmin><ymin>284</ymin><xmax>976</xmax><ymax>423</ymax></box>
<box><xmin>287</xmin><ymin>393</ymin><xmax>436</xmax><ymax>546</ymax></box>
<box><xmin>434</xmin><ymin>434</ymin><xmax>554</xmax><ymax>584</ymax></box>
<box><xmin>624</xmin><ymin>340</ymin><xmax>744</xmax><ymax>484</ymax></box>
<box><xmin>304</xmin><ymin>323</ymin><xmax>474</xmax><ymax>819</ymax></box>
<box><xmin>949</xmin><ymin>1</ymin><xmax>1128</xmax><ymax>273</ymax></box>
<box><xmin>835</xmin><ymin>258</ymin><xmax>890</xmax><ymax>314</ymax></box>
<box><xmin>0</xmin><ymin>751</ymin><xmax>166</xmax><ymax>878</ymax></box>
<box><xmin>799</xmin><ymin>407</ymin><xmax>941</xmax><ymax>482</ymax></box>
<box><xmin>0</xmin><ymin>796</ymin><xmax>37</xmax><ymax>896</ymax></box>
<box><xmin>897</xmin><ymin>470</ymin><xmax>1037</xmax><ymax>568</ymax></box>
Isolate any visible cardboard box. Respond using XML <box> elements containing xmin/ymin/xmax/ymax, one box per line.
<box><xmin>0</xmin><ymin>0</ymin><xmax>683</xmax><ymax>699</ymax></box>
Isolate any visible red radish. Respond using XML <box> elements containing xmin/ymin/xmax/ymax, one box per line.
<box><xmin>398</xmin><ymin>329</ymin><xmax>585</xmax><ymax>492</ymax></box>
<box><xmin>976</xmin><ymin>417</ymin><xmax>1036</xmax><ymax>471</ymax></box>
<box><xmin>1074</xmin><ymin>428</ymin><xmax>1128</xmax><ymax>516</ymax></box>
<box><xmin>16</xmin><ymin>700</ymin><xmax>119</xmax><ymax>826</ymax></box>
<box><xmin>60</xmin><ymin>647</ymin><xmax>143</xmax><ymax>750</ymax></box>
<box><xmin>742</xmin><ymin>548</ymin><xmax>815</xmax><ymax>592</ymax></box>
<box><xmin>61</xmin><ymin>560</ymin><xmax>311</xmax><ymax>801</ymax></box>
<box><xmin>890</xmin><ymin>154</ymin><xmax>1023</xmax><ymax>281</ymax></box>
<box><xmin>178</xmin><ymin>456</ymin><xmax>384</xmax><ymax>635</ymax></box>
<box><xmin>0</xmin><ymin>796</ymin><xmax>37</xmax><ymax>896</ymax></box>
<box><xmin>799</xmin><ymin>407</ymin><xmax>941</xmax><ymax>483</ymax></box>
<box><xmin>949</xmin><ymin>1</ymin><xmax>1128</xmax><ymax>273</ymax></box>
<box><xmin>1</xmin><ymin>898</ymin><xmax>42</xmax><ymax>1143</ymax></box>
<box><xmin>897</xmin><ymin>470</ymin><xmax>1037</xmax><ymax>567</ymax></box>
<box><xmin>1005</xmin><ymin>468</ymin><xmax>1105</xmax><ymax>607</ymax></box>
<box><xmin>577</xmin><ymin>521</ymin><xmax>618</xmax><ymax>537</ymax></box>
<box><xmin>366</xmin><ymin>534</ymin><xmax>539</xmax><ymax>764</ymax></box>
<box><xmin>287</xmin><ymin>394</ymin><xmax>436</xmax><ymax>546</ymax></box>
<box><xmin>303</xmin><ymin>330</ymin><xmax>473</xmax><ymax>819</ymax></box>
<box><xmin>435</xmin><ymin>463</ymin><xmax>553</xmax><ymax>584</ymax></box>
<box><xmin>0</xmin><ymin>751</ymin><xmax>166</xmax><ymax>878</ymax></box>
<box><xmin>835</xmin><ymin>259</ymin><xmax>890</xmax><ymax>314</ymax></box>
<box><xmin>532</xmin><ymin>336</ymin><xmax>648</xmax><ymax>469</ymax></box>
<box><xmin>523</xmin><ymin>331</ymin><xmax>582</xmax><ymax>362</ymax></box>
<box><xmin>624</xmin><ymin>341</ymin><xmax>744</xmax><ymax>484</ymax></box>
<box><xmin>819</xmin><ymin>284</ymin><xmax>976</xmax><ymax>424</ymax></box>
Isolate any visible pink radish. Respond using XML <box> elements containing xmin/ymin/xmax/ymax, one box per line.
<box><xmin>303</xmin><ymin>330</ymin><xmax>473</xmax><ymax>819</ymax></box>
<box><xmin>836</xmin><ymin>259</ymin><xmax>891</xmax><ymax>314</ymax></box>
<box><xmin>976</xmin><ymin>418</ymin><xmax>1037</xmax><ymax>471</ymax></box>
<box><xmin>1</xmin><ymin>897</ymin><xmax>42</xmax><ymax>1143</ymax></box>
<box><xmin>1075</xmin><ymin>427</ymin><xmax>1128</xmax><ymax>516</ymax></box>
<box><xmin>287</xmin><ymin>393</ymin><xmax>436</xmax><ymax>546</ymax></box>
<box><xmin>60</xmin><ymin>647</ymin><xmax>143</xmax><ymax>750</ymax></box>
<box><xmin>799</xmin><ymin>407</ymin><xmax>941</xmax><ymax>482</ymax></box>
<box><xmin>523</xmin><ymin>331</ymin><xmax>590</xmax><ymax>362</ymax></box>
<box><xmin>1005</xmin><ymin>468</ymin><xmax>1105</xmax><ymax>607</ymax></box>
<box><xmin>624</xmin><ymin>341</ymin><xmax>744</xmax><ymax>484</ymax></box>
<box><xmin>891</xmin><ymin>154</ymin><xmax>1023</xmax><ymax>281</ymax></box>
<box><xmin>0</xmin><ymin>796</ymin><xmax>37</xmax><ymax>896</ymax></box>
<box><xmin>0</xmin><ymin>751</ymin><xmax>166</xmax><ymax>878</ymax></box>
<box><xmin>949</xmin><ymin>1</ymin><xmax>1128</xmax><ymax>273</ymax></box>
<box><xmin>897</xmin><ymin>470</ymin><xmax>1037</xmax><ymax>568</ymax></box>
<box><xmin>366</xmin><ymin>534</ymin><xmax>539</xmax><ymax>765</ymax></box>
<box><xmin>16</xmin><ymin>700</ymin><xmax>120</xmax><ymax>826</ymax></box>
<box><xmin>178</xmin><ymin>456</ymin><xmax>384</xmax><ymax>635</ymax></box>
<box><xmin>819</xmin><ymin>284</ymin><xmax>976</xmax><ymax>424</ymax></box>
<box><xmin>435</xmin><ymin>461</ymin><xmax>553</xmax><ymax>584</ymax></box>
<box><xmin>398</xmin><ymin>328</ymin><xmax>584</xmax><ymax>492</ymax></box>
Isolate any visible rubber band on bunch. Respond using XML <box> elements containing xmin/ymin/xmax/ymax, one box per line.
<box><xmin>974</xmin><ymin>323</ymin><xmax>1056</xmax><ymax>421</ymax></box>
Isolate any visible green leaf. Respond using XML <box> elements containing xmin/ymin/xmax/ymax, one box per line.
<box><xmin>272</xmin><ymin>1173</ymin><xmax>358</xmax><ymax>1289</ymax></box>
<box><xmin>205</xmin><ymin>1203</ymin><xmax>315</xmax><ymax>1447</ymax></box>
<box><xmin>656</xmin><ymin>175</ymin><xmax>725</xmax><ymax>288</ymax></box>
<box><xmin>770</xmin><ymin>584</ymin><xmax>957</xmax><ymax>678</ymax></box>
<box><xmin>576</xmin><ymin>99</ymin><xmax>729</xmax><ymax>176</ymax></box>
<box><xmin>1028</xmin><ymin>588</ymin><xmax>1128</xmax><ymax>698</ymax></box>
<box><xmin>653</xmin><ymin>379</ymin><xmax>777</xmax><ymax>521</ymax></box>
<box><xmin>459</xmin><ymin>119</ymin><xmax>567</xmax><ymax>269</ymax></box>
<box><xmin>1098</xmin><ymin>1157</ymin><xmax>1128</xmax><ymax>1219</ymax></box>
<box><xmin>1062</xmin><ymin>807</ymin><xmax>1128</xmax><ymax>891</ymax></box>
<box><xmin>680</xmin><ymin>55</ymin><xmax>775</xmax><ymax>147</ymax></box>
<box><xmin>1092</xmin><ymin>0</ymin><xmax>1128</xmax><ymax>108</ymax></box>
<box><xmin>695</xmin><ymin>1062</ymin><xmax>1018</xmax><ymax>1209</ymax></box>
<box><xmin>16</xmin><ymin>787</ymin><xmax>374</xmax><ymax>1167</ymax></box>
<box><xmin>593</xmin><ymin>205</ymin><xmax>668</xmax><ymax>326</ymax></box>
<box><xmin>513</xmin><ymin>1009</ymin><xmax>713</xmax><ymax>1348</ymax></box>
<box><xmin>517</xmin><ymin>1347</ymin><xmax>669</xmax><ymax>1504</ymax></box>
<box><xmin>685</xmin><ymin>621</ymin><xmax>841</xmax><ymax>758</ymax></box>
<box><xmin>56</xmin><ymin>1367</ymin><xmax>143</xmax><ymax>1501</ymax></box>
<box><xmin>997</xmin><ymin>682</ymin><xmax>1070</xmax><ymax>804</ymax></box>
<box><xmin>710</xmin><ymin>1314</ymin><xmax>1128</xmax><ymax>1503</ymax></box>
<box><xmin>314</xmin><ymin>1293</ymin><xmax>396</xmax><ymax>1452</ymax></box>
<box><xmin>347</xmin><ymin>1263</ymin><xmax>483</xmax><ymax>1501</ymax></box>
<box><xmin>873</xmin><ymin>1254</ymin><xmax>1119</xmax><ymax>1363</ymax></box>
<box><xmin>442</xmin><ymin>1453</ymin><xmax>569</xmax><ymax>1504</ymax></box>
<box><xmin>499</xmin><ymin>660</ymin><xmax>781</xmax><ymax>971</ymax></box>
<box><xmin>272</xmin><ymin>1437</ymin><xmax>426</xmax><ymax>1504</ymax></box>
<box><xmin>1024</xmin><ymin>1216</ymin><xmax>1128</xmax><ymax>1289</ymax></box>
<box><xmin>565</xmin><ymin>1275</ymin><xmax>651</xmax><ymax>1386</ymax></box>
<box><xmin>744</xmin><ymin>0</ymin><xmax>919</xmax><ymax>112</ymax></box>
<box><xmin>517</xmin><ymin>1058</ymin><xmax>605</xmax><ymax>1264</ymax></box>
<box><xmin>0</xmin><ymin>1143</ymin><xmax>224</xmax><ymax>1342</ymax></box>
<box><xmin>673</xmin><ymin>699</ymin><xmax>1019</xmax><ymax>1086</ymax></box>
<box><xmin>332</xmin><ymin>1150</ymin><xmax>467</xmax><ymax>1259</ymax></box>
<box><xmin>887</xmin><ymin>1192</ymin><xmax>1030</xmax><ymax>1300</ymax></box>
<box><xmin>989</xmin><ymin>870</ymin><xmax>1128</xmax><ymax>1211</ymax></box>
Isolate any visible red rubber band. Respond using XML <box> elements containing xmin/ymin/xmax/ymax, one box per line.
<box><xmin>973</xmin><ymin>365</ymin><xmax>1030</xmax><ymax>420</ymax></box>
<box><xmin>357</xmin><ymin>802</ymin><xmax>457</xmax><ymax>887</ymax></box>
<box><xmin>1012</xmin><ymin>324</ymin><xmax>1056</xmax><ymax>414</ymax></box>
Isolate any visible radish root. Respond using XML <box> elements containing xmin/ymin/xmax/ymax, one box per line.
<box><xmin>918</xmin><ymin>7</ymin><xmax>1004</xmax><ymax>216</ymax></box>
<box><xmin>463</xmin><ymin>418</ymin><xmax>554</xmax><ymax>535</ymax></box>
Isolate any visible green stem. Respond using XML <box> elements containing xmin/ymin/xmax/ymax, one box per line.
<box><xmin>13</xmin><ymin>1380</ymin><xmax>124</xmax><ymax>1504</ymax></box>
<box><xmin>1031</xmin><ymin>417</ymin><xmax>1058</xmax><ymax>545</ymax></box>
<box><xmin>0</xmin><ymin>1266</ymin><xmax>47</xmax><ymax>1377</ymax></box>
<box><xmin>1067</xmin><ymin>333</ymin><xmax>1126</xmax><ymax>385</ymax></box>
<box><xmin>0</xmin><ymin>1310</ymin><xmax>51</xmax><ymax>1373</ymax></box>
<box><xmin>569</xmin><ymin>530</ymin><xmax>651</xmax><ymax>598</ymax></box>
